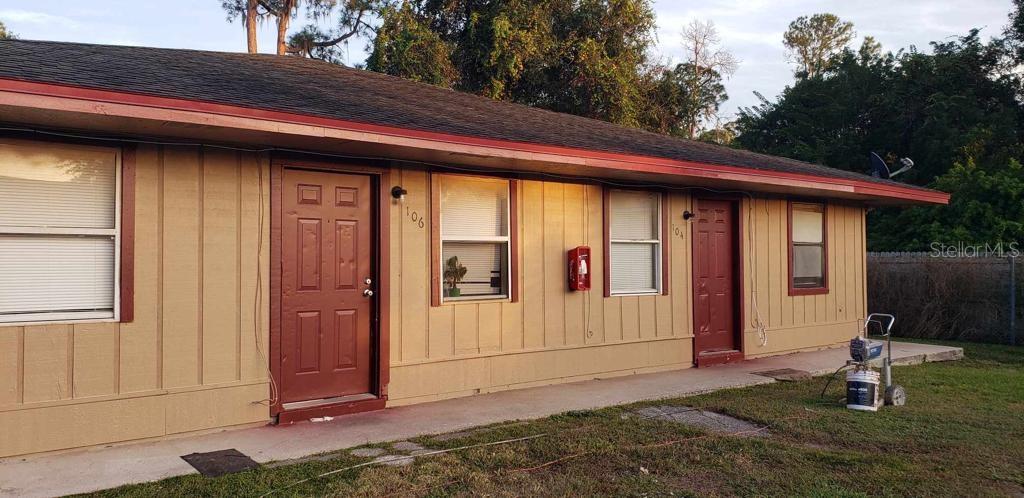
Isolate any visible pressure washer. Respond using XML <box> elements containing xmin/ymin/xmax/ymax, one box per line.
<box><xmin>820</xmin><ymin>313</ymin><xmax>906</xmax><ymax>410</ymax></box>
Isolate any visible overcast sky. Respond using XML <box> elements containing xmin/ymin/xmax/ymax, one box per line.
<box><xmin>0</xmin><ymin>0</ymin><xmax>1014</xmax><ymax>119</ymax></box>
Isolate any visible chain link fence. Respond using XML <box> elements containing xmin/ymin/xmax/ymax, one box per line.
<box><xmin>867</xmin><ymin>253</ymin><xmax>1021</xmax><ymax>345</ymax></box>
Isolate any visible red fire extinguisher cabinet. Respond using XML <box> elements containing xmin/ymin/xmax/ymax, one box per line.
<box><xmin>568</xmin><ymin>246</ymin><xmax>591</xmax><ymax>291</ymax></box>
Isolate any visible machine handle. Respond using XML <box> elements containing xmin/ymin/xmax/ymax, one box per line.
<box><xmin>865</xmin><ymin>313</ymin><xmax>895</xmax><ymax>337</ymax></box>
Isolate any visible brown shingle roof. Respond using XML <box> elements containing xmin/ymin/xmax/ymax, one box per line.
<box><xmin>0</xmin><ymin>39</ymin><xmax>939</xmax><ymax>196</ymax></box>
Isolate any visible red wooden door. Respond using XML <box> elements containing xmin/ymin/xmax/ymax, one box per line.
<box><xmin>281</xmin><ymin>169</ymin><xmax>374</xmax><ymax>404</ymax></box>
<box><xmin>692</xmin><ymin>199</ymin><xmax>738</xmax><ymax>357</ymax></box>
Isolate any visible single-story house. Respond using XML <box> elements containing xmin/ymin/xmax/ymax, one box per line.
<box><xmin>0</xmin><ymin>39</ymin><xmax>948</xmax><ymax>458</ymax></box>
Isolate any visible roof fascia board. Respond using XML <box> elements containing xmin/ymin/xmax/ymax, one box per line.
<box><xmin>0</xmin><ymin>77</ymin><xmax>949</xmax><ymax>205</ymax></box>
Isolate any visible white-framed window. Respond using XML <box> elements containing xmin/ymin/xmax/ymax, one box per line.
<box><xmin>608</xmin><ymin>189</ymin><xmax>662</xmax><ymax>295</ymax></box>
<box><xmin>438</xmin><ymin>174</ymin><xmax>511</xmax><ymax>302</ymax></box>
<box><xmin>0</xmin><ymin>140</ymin><xmax>121</xmax><ymax>324</ymax></box>
<box><xmin>789</xmin><ymin>201</ymin><xmax>827</xmax><ymax>292</ymax></box>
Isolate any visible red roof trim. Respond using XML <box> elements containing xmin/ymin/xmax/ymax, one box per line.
<box><xmin>0</xmin><ymin>77</ymin><xmax>949</xmax><ymax>204</ymax></box>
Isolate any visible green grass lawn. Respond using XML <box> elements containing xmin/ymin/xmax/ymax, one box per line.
<box><xmin>87</xmin><ymin>341</ymin><xmax>1024</xmax><ymax>497</ymax></box>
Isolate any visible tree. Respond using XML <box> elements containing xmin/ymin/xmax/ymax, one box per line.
<box><xmin>365</xmin><ymin>3</ymin><xmax>458</xmax><ymax>86</ymax></box>
<box><xmin>366</xmin><ymin>0</ymin><xmax>661</xmax><ymax>129</ymax></box>
<box><xmin>698</xmin><ymin>120</ymin><xmax>736</xmax><ymax>145</ymax></box>
<box><xmin>645</xmin><ymin>62</ymin><xmax>727</xmax><ymax>138</ymax></box>
<box><xmin>782</xmin><ymin>13</ymin><xmax>855</xmax><ymax>78</ymax></box>
<box><xmin>0</xmin><ymin>20</ymin><xmax>16</xmax><ymax>40</ymax></box>
<box><xmin>215</xmin><ymin>0</ymin><xmax>740</xmax><ymax>138</ymax></box>
<box><xmin>736</xmin><ymin>27</ymin><xmax>1024</xmax><ymax>250</ymax></box>
<box><xmin>221</xmin><ymin>0</ymin><xmax>261</xmax><ymax>52</ymax></box>
<box><xmin>263</xmin><ymin>0</ymin><xmax>302</xmax><ymax>55</ymax></box>
<box><xmin>220</xmin><ymin>0</ymin><xmax>294</xmax><ymax>54</ymax></box>
<box><xmin>287</xmin><ymin>0</ymin><xmax>380</xmax><ymax>61</ymax></box>
<box><xmin>858</xmin><ymin>35</ymin><xmax>881</xmax><ymax>61</ymax></box>
<box><xmin>677</xmin><ymin>19</ymin><xmax>737</xmax><ymax>138</ymax></box>
<box><xmin>1006</xmin><ymin>0</ymin><xmax>1024</xmax><ymax>62</ymax></box>
<box><xmin>220</xmin><ymin>0</ymin><xmax>379</xmax><ymax>59</ymax></box>
<box><xmin>871</xmin><ymin>159</ymin><xmax>1024</xmax><ymax>249</ymax></box>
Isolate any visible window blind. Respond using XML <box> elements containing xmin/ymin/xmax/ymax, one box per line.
<box><xmin>439</xmin><ymin>175</ymin><xmax>511</xmax><ymax>300</ymax></box>
<box><xmin>0</xmin><ymin>236</ymin><xmax>115</xmax><ymax>315</ymax></box>
<box><xmin>792</xmin><ymin>206</ymin><xmax>824</xmax><ymax>243</ymax></box>
<box><xmin>0</xmin><ymin>141</ymin><xmax>119</xmax><ymax>323</ymax></box>
<box><xmin>609</xmin><ymin>190</ymin><xmax>658</xmax><ymax>241</ymax></box>
<box><xmin>609</xmin><ymin>190</ymin><xmax>661</xmax><ymax>294</ymax></box>
<box><xmin>0</xmin><ymin>146</ymin><xmax>117</xmax><ymax>229</ymax></box>
<box><xmin>442</xmin><ymin>241</ymin><xmax>506</xmax><ymax>296</ymax></box>
<box><xmin>440</xmin><ymin>176</ymin><xmax>508</xmax><ymax>238</ymax></box>
<box><xmin>609</xmin><ymin>242</ymin><xmax>656</xmax><ymax>292</ymax></box>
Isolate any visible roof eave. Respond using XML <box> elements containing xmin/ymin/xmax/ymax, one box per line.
<box><xmin>0</xmin><ymin>77</ymin><xmax>949</xmax><ymax>206</ymax></box>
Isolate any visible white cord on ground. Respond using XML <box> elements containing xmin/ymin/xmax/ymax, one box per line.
<box><xmin>259</xmin><ymin>433</ymin><xmax>548</xmax><ymax>497</ymax></box>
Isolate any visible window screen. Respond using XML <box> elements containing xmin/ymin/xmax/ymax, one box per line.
<box><xmin>791</xmin><ymin>202</ymin><xmax>825</xmax><ymax>289</ymax></box>
<box><xmin>0</xmin><ymin>141</ymin><xmax>120</xmax><ymax>323</ymax></box>
<box><xmin>439</xmin><ymin>175</ymin><xmax>510</xmax><ymax>300</ymax></box>
<box><xmin>608</xmin><ymin>190</ymin><xmax>661</xmax><ymax>294</ymax></box>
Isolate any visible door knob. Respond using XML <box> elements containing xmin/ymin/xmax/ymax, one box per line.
<box><xmin>363</xmin><ymin>289</ymin><xmax>374</xmax><ymax>297</ymax></box>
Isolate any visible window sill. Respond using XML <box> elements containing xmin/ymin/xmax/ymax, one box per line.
<box><xmin>609</xmin><ymin>290</ymin><xmax>661</xmax><ymax>297</ymax></box>
<box><xmin>0</xmin><ymin>315</ymin><xmax>118</xmax><ymax>327</ymax></box>
<box><xmin>789</xmin><ymin>287</ymin><xmax>828</xmax><ymax>296</ymax></box>
<box><xmin>441</xmin><ymin>295</ymin><xmax>510</xmax><ymax>305</ymax></box>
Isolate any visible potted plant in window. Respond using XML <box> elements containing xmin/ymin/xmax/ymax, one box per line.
<box><xmin>443</xmin><ymin>256</ymin><xmax>468</xmax><ymax>298</ymax></box>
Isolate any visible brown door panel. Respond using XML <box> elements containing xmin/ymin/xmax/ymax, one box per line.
<box><xmin>281</xmin><ymin>169</ymin><xmax>374</xmax><ymax>404</ymax></box>
<box><xmin>692</xmin><ymin>199</ymin><xmax>737</xmax><ymax>355</ymax></box>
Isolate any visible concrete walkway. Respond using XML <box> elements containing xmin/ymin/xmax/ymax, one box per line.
<box><xmin>0</xmin><ymin>341</ymin><xmax>962</xmax><ymax>497</ymax></box>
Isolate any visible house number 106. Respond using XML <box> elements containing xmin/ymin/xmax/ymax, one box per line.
<box><xmin>406</xmin><ymin>207</ymin><xmax>425</xmax><ymax>229</ymax></box>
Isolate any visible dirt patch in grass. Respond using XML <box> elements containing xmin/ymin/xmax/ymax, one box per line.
<box><xmin>84</xmin><ymin>340</ymin><xmax>1023</xmax><ymax>497</ymax></box>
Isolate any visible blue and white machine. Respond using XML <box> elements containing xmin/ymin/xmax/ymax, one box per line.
<box><xmin>824</xmin><ymin>313</ymin><xmax>906</xmax><ymax>411</ymax></box>
<box><xmin>848</xmin><ymin>314</ymin><xmax>906</xmax><ymax>410</ymax></box>
<box><xmin>849</xmin><ymin>336</ymin><xmax>884</xmax><ymax>363</ymax></box>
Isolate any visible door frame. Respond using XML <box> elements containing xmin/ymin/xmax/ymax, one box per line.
<box><xmin>269</xmin><ymin>157</ymin><xmax>391</xmax><ymax>423</ymax></box>
<box><xmin>690</xmin><ymin>195</ymin><xmax>745</xmax><ymax>367</ymax></box>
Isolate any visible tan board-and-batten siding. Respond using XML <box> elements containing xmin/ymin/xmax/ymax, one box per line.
<box><xmin>386</xmin><ymin>172</ymin><xmax>696</xmax><ymax>404</ymax></box>
<box><xmin>385</xmin><ymin>169</ymin><xmax>868</xmax><ymax>405</ymax></box>
<box><xmin>741</xmin><ymin>198</ymin><xmax>867</xmax><ymax>356</ymax></box>
<box><xmin>0</xmin><ymin>142</ymin><xmax>866</xmax><ymax>457</ymax></box>
<box><xmin>0</xmin><ymin>144</ymin><xmax>271</xmax><ymax>457</ymax></box>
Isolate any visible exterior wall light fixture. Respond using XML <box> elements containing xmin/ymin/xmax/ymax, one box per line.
<box><xmin>391</xmin><ymin>186</ymin><xmax>408</xmax><ymax>201</ymax></box>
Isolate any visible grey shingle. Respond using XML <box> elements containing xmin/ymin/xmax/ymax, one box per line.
<box><xmin>0</xmin><ymin>39</ymin><xmax>938</xmax><ymax>195</ymax></box>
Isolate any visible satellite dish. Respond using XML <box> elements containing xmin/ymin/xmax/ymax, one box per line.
<box><xmin>869</xmin><ymin>152</ymin><xmax>914</xmax><ymax>179</ymax></box>
<box><xmin>870</xmin><ymin>152</ymin><xmax>890</xmax><ymax>179</ymax></box>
